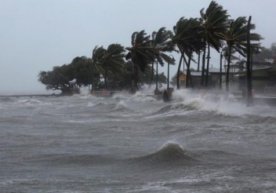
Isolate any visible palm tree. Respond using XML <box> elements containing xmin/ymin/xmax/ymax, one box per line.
<box><xmin>91</xmin><ymin>46</ymin><xmax>106</xmax><ymax>88</ymax></box>
<box><xmin>102</xmin><ymin>44</ymin><xmax>125</xmax><ymax>89</ymax></box>
<box><xmin>126</xmin><ymin>30</ymin><xmax>155</xmax><ymax>91</ymax></box>
<box><xmin>173</xmin><ymin>17</ymin><xmax>204</xmax><ymax>89</ymax></box>
<box><xmin>222</xmin><ymin>17</ymin><xmax>261</xmax><ymax>91</ymax></box>
<box><xmin>200</xmin><ymin>1</ymin><xmax>229</xmax><ymax>87</ymax></box>
<box><xmin>151</xmin><ymin>27</ymin><xmax>175</xmax><ymax>93</ymax></box>
<box><xmin>91</xmin><ymin>44</ymin><xmax>125</xmax><ymax>89</ymax></box>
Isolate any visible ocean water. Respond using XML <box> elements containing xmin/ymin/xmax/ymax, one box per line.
<box><xmin>0</xmin><ymin>89</ymin><xmax>275</xmax><ymax>193</ymax></box>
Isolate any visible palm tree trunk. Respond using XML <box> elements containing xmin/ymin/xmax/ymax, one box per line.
<box><xmin>131</xmin><ymin>63</ymin><xmax>137</xmax><ymax>93</ymax></box>
<box><xmin>183</xmin><ymin>55</ymin><xmax>188</xmax><ymax>88</ymax></box>
<box><xmin>246</xmin><ymin>16</ymin><xmax>253</xmax><ymax>105</ymax></box>
<box><xmin>205</xmin><ymin>44</ymin><xmax>211</xmax><ymax>87</ymax></box>
<box><xmin>151</xmin><ymin>62</ymin><xmax>154</xmax><ymax>85</ymax></box>
<box><xmin>185</xmin><ymin>55</ymin><xmax>192</xmax><ymax>88</ymax></box>
<box><xmin>167</xmin><ymin>62</ymin><xmax>170</xmax><ymax>90</ymax></box>
<box><xmin>226</xmin><ymin>45</ymin><xmax>232</xmax><ymax>92</ymax></box>
<box><xmin>177</xmin><ymin>54</ymin><xmax>183</xmax><ymax>89</ymax></box>
<box><xmin>104</xmin><ymin>70</ymin><xmax>108</xmax><ymax>89</ymax></box>
<box><xmin>155</xmin><ymin>61</ymin><xmax>159</xmax><ymax>92</ymax></box>
<box><xmin>197</xmin><ymin>52</ymin><xmax>201</xmax><ymax>72</ymax></box>
<box><xmin>219</xmin><ymin>52</ymin><xmax>223</xmax><ymax>89</ymax></box>
<box><xmin>188</xmin><ymin>55</ymin><xmax>192</xmax><ymax>87</ymax></box>
<box><xmin>201</xmin><ymin>45</ymin><xmax>206</xmax><ymax>87</ymax></box>
<box><xmin>250</xmin><ymin>47</ymin><xmax>254</xmax><ymax>73</ymax></box>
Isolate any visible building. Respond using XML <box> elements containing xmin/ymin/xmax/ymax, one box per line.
<box><xmin>172</xmin><ymin>61</ymin><xmax>276</xmax><ymax>93</ymax></box>
<box><xmin>238</xmin><ymin>62</ymin><xmax>276</xmax><ymax>93</ymax></box>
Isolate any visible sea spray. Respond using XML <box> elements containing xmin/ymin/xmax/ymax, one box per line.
<box><xmin>171</xmin><ymin>89</ymin><xmax>276</xmax><ymax>117</ymax></box>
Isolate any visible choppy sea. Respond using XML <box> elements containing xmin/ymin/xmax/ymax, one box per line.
<box><xmin>0</xmin><ymin>88</ymin><xmax>275</xmax><ymax>193</ymax></box>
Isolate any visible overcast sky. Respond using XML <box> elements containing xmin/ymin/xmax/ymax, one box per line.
<box><xmin>0</xmin><ymin>0</ymin><xmax>275</xmax><ymax>94</ymax></box>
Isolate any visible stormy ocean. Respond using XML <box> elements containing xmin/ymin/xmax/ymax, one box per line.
<box><xmin>0</xmin><ymin>89</ymin><xmax>275</xmax><ymax>193</ymax></box>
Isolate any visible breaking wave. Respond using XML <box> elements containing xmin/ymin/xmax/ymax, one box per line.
<box><xmin>171</xmin><ymin>89</ymin><xmax>276</xmax><ymax>117</ymax></box>
<box><xmin>129</xmin><ymin>142</ymin><xmax>194</xmax><ymax>165</ymax></box>
<box><xmin>113</xmin><ymin>100</ymin><xmax>131</xmax><ymax>112</ymax></box>
<box><xmin>152</xmin><ymin>102</ymin><xmax>199</xmax><ymax>115</ymax></box>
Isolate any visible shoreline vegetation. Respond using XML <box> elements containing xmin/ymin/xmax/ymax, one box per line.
<box><xmin>38</xmin><ymin>1</ymin><xmax>276</xmax><ymax>104</ymax></box>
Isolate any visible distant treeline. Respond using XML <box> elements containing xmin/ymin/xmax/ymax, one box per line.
<box><xmin>39</xmin><ymin>1</ymin><xmax>263</xmax><ymax>95</ymax></box>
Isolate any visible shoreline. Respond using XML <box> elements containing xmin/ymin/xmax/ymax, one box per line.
<box><xmin>2</xmin><ymin>91</ymin><xmax>276</xmax><ymax>105</ymax></box>
<box><xmin>0</xmin><ymin>94</ymin><xmax>58</xmax><ymax>98</ymax></box>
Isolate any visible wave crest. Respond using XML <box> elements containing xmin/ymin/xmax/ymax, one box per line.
<box><xmin>131</xmin><ymin>143</ymin><xmax>194</xmax><ymax>165</ymax></box>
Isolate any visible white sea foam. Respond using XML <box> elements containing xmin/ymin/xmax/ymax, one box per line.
<box><xmin>87</xmin><ymin>102</ymin><xmax>96</xmax><ymax>107</ymax></box>
<box><xmin>114</xmin><ymin>100</ymin><xmax>129</xmax><ymax>110</ymax></box>
<box><xmin>15</xmin><ymin>98</ymin><xmax>51</xmax><ymax>107</ymax></box>
<box><xmin>172</xmin><ymin>89</ymin><xmax>276</xmax><ymax>117</ymax></box>
<box><xmin>112</xmin><ymin>91</ymin><xmax>131</xmax><ymax>100</ymax></box>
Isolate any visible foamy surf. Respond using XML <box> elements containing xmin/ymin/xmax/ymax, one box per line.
<box><xmin>171</xmin><ymin>89</ymin><xmax>276</xmax><ymax>117</ymax></box>
<box><xmin>1</xmin><ymin>91</ymin><xmax>275</xmax><ymax>193</ymax></box>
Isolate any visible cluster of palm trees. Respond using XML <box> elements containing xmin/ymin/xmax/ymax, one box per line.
<box><xmin>171</xmin><ymin>1</ymin><xmax>260</xmax><ymax>91</ymax></box>
<box><xmin>39</xmin><ymin>1</ymin><xmax>262</xmax><ymax>95</ymax></box>
<box><xmin>116</xmin><ymin>0</ymin><xmax>261</xmax><ymax>92</ymax></box>
<box><xmin>126</xmin><ymin>28</ymin><xmax>175</xmax><ymax>92</ymax></box>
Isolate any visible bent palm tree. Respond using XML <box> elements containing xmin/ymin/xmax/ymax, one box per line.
<box><xmin>126</xmin><ymin>30</ymin><xmax>155</xmax><ymax>91</ymax></box>
<box><xmin>200</xmin><ymin>1</ymin><xmax>229</xmax><ymax>86</ymax></box>
<box><xmin>222</xmin><ymin>17</ymin><xmax>261</xmax><ymax>91</ymax></box>
<box><xmin>91</xmin><ymin>44</ymin><xmax>125</xmax><ymax>89</ymax></box>
<box><xmin>91</xmin><ymin>46</ymin><xmax>106</xmax><ymax>88</ymax></box>
<box><xmin>102</xmin><ymin>44</ymin><xmax>125</xmax><ymax>89</ymax></box>
<box><xmin>151</xmin><ymin>27</ymin><xmax>175</xmax><ymax>92</ymax></box>
<box><xmin>173</xmin><ymin>17</ymin><xmax>204</xmax><ymax>89</ymax></box>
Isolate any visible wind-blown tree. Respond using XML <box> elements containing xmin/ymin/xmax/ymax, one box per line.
<box><xmin>39</xmin><ymin>54</ymin><xmax>105</xmax><ymax>94</ymax></box>
<box><xmin>70</xmin><ymin>56</ymin><xmax>96</xmax><ymax>88</ymax></box>
<box><xmin>151</xmin><ymin>27</ymin><xmax>175</xmax><ymax>92</ymax></box>
<box><xmin>38</xmin><ymin>64</ymin><xmax>79</xmax><ymax>95</ymax></box>
<box><xmin>90</xmin><ymin>46</ymin><xmax>106</xmax><ymax>89</ymax></box>
<box><xmin>39</xmin><ymin>44</ymin><xmax>127</xmax><ymax>94</ymax></box>
<box><xmin>222</xmin><ymin>16</ymin><xmax>262</xmax><ymax>91</ymax></box>
<box><xmin>173</xmin><ymin>17</ymin><xmax>204</xmax><ymax>89</ymax></box>
<box><xmin>87</xmin><ymin>59</ymin><xmax>101</xmax><ymax>91</ymax></box>
<box><xmin>200</xmin><ymin>1</ymin><xmax>229</xmax><ymax>87</ymax></box>
<box><xmin>90</xmin><ymin>44</ymin><xmax>126</xmax><ymax>90</ymax></box>
<box><xmin>91</xmin><ymin>46</ymin><xmax>105</xmax><ymax>72</ymax></box>
<box><xmin>101</xmin><ymin>44</ymin><xmax>125</xmax><ymax>89</ymax></box>
<box><xmin>126</xmin><ymin>30</ymin><xmax>155</xmax><ymax>91</ymax></box>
